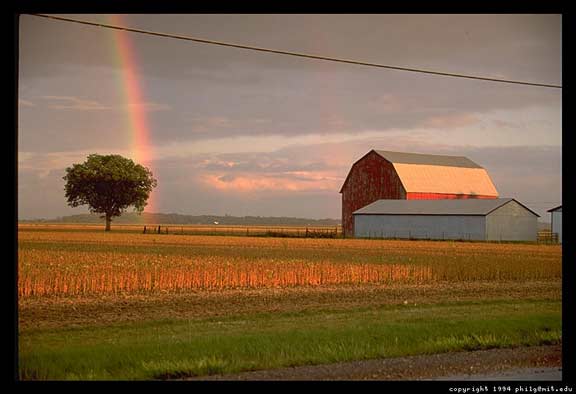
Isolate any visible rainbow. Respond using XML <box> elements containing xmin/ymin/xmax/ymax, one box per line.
<box><xmin>109</xmin><ymin>15</ymin><xmax>156</xmax><ymax>214</ymax></box>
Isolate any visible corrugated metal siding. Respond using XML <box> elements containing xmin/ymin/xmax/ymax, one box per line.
<box><xmin>551</xmin><ymin>211</ymin><xmax>562</xmax><ymax>243</ymax></box>
<box><xmin>485</xmin><ymin>200</ymin><xmax>537</xmax><ymax>241</ymax></box>
<box><xmin>354</xmin><ymin>214</ymin><xmax>486</xmax><ymax>240</ymax></box>
<box><xmin>341</xmin><ymin>151</ymin><xmax>405</xmax><ymax>237</ymax></box>
<box><xmin>393</xmin><ymin>163</ymin><xmax>499</xmax><ymax>197</ymax></box>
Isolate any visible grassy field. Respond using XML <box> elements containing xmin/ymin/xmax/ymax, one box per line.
<box><xmin>17</xmin><ymin>226</ymin><xmax>562</xmax><ymax>380</ymax></box>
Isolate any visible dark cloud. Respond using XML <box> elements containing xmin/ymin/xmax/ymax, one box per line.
<box><xmin>18</xmin><ymin>14</ymin><xmax>561</xmax><ymax>220</ymax></box>
<box><xmin>192</xmin><ymin>153</ymin><xmax>337</xmax><ymax>174</ymax></box>
<box><xmin>19</xmin><ymin>13</ymin><xmax>561</xmax><ymax>151</ymax></box>
<box><xmin>20</xmin><ymin>14</ymin><xmax>561</xmax><ymax>82</ymax></box>
<box><xmin>217</xmin><ymin>174</ymin><xmax>236</xmax><ymax>183</ymax></box>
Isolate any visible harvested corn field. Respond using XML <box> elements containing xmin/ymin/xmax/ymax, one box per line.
<box><xmin>17</xmin><ymin>226</ymin><xmax>562</xmax><ymax>380</ymax></box>
<box><xmin>18</xmin><ymin>229</ymin><xmax>561</xmax><ymax>297</ymax></box>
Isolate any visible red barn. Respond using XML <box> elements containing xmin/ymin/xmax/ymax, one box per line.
<box><xmin>339</xmin><ymin>150</ymin><xmax>499</xmax><ymax>237</ymax></box>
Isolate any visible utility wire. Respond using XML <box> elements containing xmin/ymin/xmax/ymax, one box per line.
<box><xmin>29</xmin><ymin>13</ymin><xmax>562</xmax><ymax>89</ymax></box>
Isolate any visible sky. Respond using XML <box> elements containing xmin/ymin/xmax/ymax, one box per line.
<box><xmin>18</xmin><ymin>14</ymin><xmax>562</xmax><ymax>221</ymax></box>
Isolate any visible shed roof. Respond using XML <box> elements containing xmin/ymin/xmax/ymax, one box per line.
<box><xmin>353</xmin><ymin>198</ymin><xmax>539</xmax><ymax>217</ymax></box>
<box><xmin>547</xmin><ymin>205</ymin><xmax>562</xmax><ymax>212</ymax></box>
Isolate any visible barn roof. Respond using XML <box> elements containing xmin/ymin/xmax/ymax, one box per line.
<box><xmin>374</xmin><ymin>150</ymin><xmax>482</xmax><ymax>168</ymax></box>
<box><xmin>353</xmin><ymin>198</ymin><xmax>539</xmax><ymax>217</ymax></box>
<box><xmin>392</xmin><ymin>162</ymin><xmax>499</xmax><ymax>196</ymax></box>
<box><xmin>340</xmin><ymin>150</ymin><xmax>499</xmax><ymax>197</ymax></box>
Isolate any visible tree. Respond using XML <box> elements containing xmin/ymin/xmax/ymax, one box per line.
<box><xmin>63</xmin><ymin>154</ymin><xmax>157</xmax><ymax>231</ymax></box>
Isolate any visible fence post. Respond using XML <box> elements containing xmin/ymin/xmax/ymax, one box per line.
<box><xmin>143</xmin><ymin>225</ymin><xmax>147</xmax><ymax>234</ymax></box>
<box><xmin>157</xmin><ymin>225</ymin><xmax>161</xmax><ymax>234</ymax></box>
<box><xmin>306</xmin><ymin>227</ymin><xmax>309</xmax><ymax>238</ymax></box>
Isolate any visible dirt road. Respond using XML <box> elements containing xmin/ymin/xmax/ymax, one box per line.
<box><xmin>431</xmin><ymin>367</ymin><xmax>561</xmax><ymax>381</ymax></box>
<box><xmin>188</xmin><ymin>344</ymin><xmax>561</xmax><ymax>381</ymax></box>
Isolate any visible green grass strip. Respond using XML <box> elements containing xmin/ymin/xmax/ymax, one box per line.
<box><xmin>19</xmin><ymin>299</ymin><xmax>561</xmax><ymax>380</ymax></box>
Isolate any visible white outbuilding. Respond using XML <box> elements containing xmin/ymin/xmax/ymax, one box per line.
<box><xmin>547</xmin><ymin>205</ymin><xmax>562</xmax><ymax>243</ymax></box>
<box><xmin>353</xmin><ymin>198</ymin><xmax>539</xmax><ymax>241</ymax></box>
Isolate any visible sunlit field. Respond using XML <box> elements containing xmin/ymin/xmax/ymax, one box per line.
<box><xmin>18</xmin><ymin>223</ymin><xmax>341</xmax><ymax>237</ymax></box>
<box><xmin>18</xmin><ymin>225</ymin><xmax>562</xmax><ymax>380</ymax></box>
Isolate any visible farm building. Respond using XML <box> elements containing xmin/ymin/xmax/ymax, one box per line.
<box><xmin>340</xmin><ymin>150</ymin><xmax>499</xmax><ymax>237</ymax></box>
<box><xmin>548</xmin><ymin>205</ymin><xmax>562</xmax><ymax>243</ymax></box>
<box><xmin>353</xmin><ymin>198</ymin><xmax>539</xmax><ymax>241</ymax></box>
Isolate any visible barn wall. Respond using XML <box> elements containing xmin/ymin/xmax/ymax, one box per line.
<box><xmin>485</xmin><ymin>200</ymin><xmax>538</xmax><ymax>241</ymax></box>
<box><xmin>406</xmin><ymin>192</ymin><xmax>498</xmax><ymax>200</ymax></box>
<box><xmin>551</xmin><ymin>211</ymin><xmax>562</xmax><ymax>243</ymax></box>
<box><xmin>353</xmin><ymin>214</ymin><xmax>486</xmax><ymax>240</ymax></box>
<box><xmin>341</xmin><ymin>151</ymin><xmax>405</xmax><ymax>237</ymax></box>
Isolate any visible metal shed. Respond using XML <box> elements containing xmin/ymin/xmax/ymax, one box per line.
<box><xmin>547</xmin><ymin>205</ymin><xmax>562</xmax><ymax>243</ymax></box>
<box><xmin>353</xmin><ymin>198</ymin><xmax>539</xmax><ymax>241</ymax></box>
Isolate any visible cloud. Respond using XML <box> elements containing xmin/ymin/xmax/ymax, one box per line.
<box><xmin>18</xmin><ymin>99</ymin><xmax>35</xmax><ymax>107</ymax></box>
<box><xmin>491</xmin><ymin>119</ymin><xmax>519</xmax><ymax>129</ymax></box>
<box><xmin>217</xmin><ymin>174</ymin><xmax>236</xmax><ymax>183</ymax></box>
<box><xmin>18</xmin><ymin>148</ymin><xmax>133</xmax><ymax>178</ymax></box>
<box><xmin>420</xmin><ymin>113</ymin><xmax>481</xmax><ymax>129</ymax></box>
<box><xmin>127</xmin><ymin>102</ymin><xmax>171</xmax><ymax>112</ymax></box>
<box><xmin>18</xmin><ymin>138</ymin><xmax>561</xmax><ymax>220</ymax></box>
<box><xmin>202</xmin><ymin>173</ymin><xmax>341</xmax><ymax>193</ymax></box>
<box><xmin>17</xmin><ymin>14</ymin><xmax>561</xmax><ymax>220</ymax></box>
<box><xmin>148</xmin><ymin>140</ymin><xmax>562</xmax><ymax>220</ymax></box>
<box><xmin>20</xmin><ymin>14</ymin><xmax>561</xmax><ymax>147</ymax></box>
<box><xmin>184</xmin><ymin>149</ymin><xmax>346</xmax><ymax>193</ymax></box>
<box><xmin>37</xmin><ymin>95</ymin><xmax>170</xmax><ymax>112</ymax></box>
<box><xmin>39</xmin><ymin>96</ymin><xmax>114</xmax><ymax>111</ymax></box>
<box><xmin>185</xmin><ymin>116</ymin><xmax>232</xmax><ymax>133</ymax></box>
<box><xmin>367</xmin><ymin>93</ymin><xmax>434</xmax><ymax>114</ymax></box>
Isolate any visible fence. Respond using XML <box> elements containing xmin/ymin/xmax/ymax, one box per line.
<box><xmin>537</xmin><ymin>230</ymin><xmax>559</xmax><ymax>244</ymax></box>
<box><xmin>142</xmin><ymin>224</ymin><xmax>343</xmax><ymax>238</ymax></box>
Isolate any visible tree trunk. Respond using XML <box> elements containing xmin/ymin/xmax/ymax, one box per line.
<box><xmin>105</xmin><ymin>214</ymin><xmax>111</xmax><ymax>232</ymax></box>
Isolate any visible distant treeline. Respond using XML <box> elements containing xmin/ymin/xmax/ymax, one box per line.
<box><xmin>21</xmin><ymin>212</ymin><xmax>341</xmax><ymax>226</ymax></box>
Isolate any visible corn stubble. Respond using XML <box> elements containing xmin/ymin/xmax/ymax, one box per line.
<box><xmin>18</xmin><ymin>232</ymin><xmax>561</xmax><ymax>298</ymax></box>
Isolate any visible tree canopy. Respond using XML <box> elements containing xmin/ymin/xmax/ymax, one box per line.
<box><xmin>63</xmin><ymin>154</ymin><xmax>157</xmax><ymax>231</ymax></box>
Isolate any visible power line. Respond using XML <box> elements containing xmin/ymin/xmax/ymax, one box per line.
<box><xmin>29</xmin><ymin>13</ymin><xmax>562</xmax><ymax>90</ymax></box>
